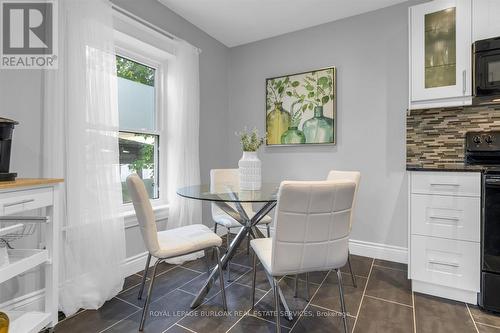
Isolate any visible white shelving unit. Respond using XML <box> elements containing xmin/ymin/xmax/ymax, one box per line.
<box><xmin>6</xmin><ymin>311</ymin><xmax>52</xmax><ymax>333</ymax></box>
<box><xmin>0</xmin><ymin>179</ymin><xmax>63</xmax><ymax>333</ymax></box>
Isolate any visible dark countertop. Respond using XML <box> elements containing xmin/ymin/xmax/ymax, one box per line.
<box><xmin>406</xmin><ymin>163</ymin><xmax>485</xmax><ymax>172</ymax></box>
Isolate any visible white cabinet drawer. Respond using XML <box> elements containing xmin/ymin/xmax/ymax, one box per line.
<box><xmin>411</xmin><ymin>172</ymin><xmax>480</xmax><ymax>197</ymax></box>
<box><xmin>0</xmin><ymin>187</ymin><xmax>53</xmax><ymax>215</ymax></box>
<box><xmin>411</xmin><ymin>194</ymin><xmax>480</xmax><ymax>242</ymax></box>
<box><xmin>411</xmin><ymin>235</ymin><xmax>480</xmax><ymax>292</ymax></box>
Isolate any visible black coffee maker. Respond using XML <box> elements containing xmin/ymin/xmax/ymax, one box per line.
<box><xmin>0</xmin><ymin>118</ymin><xmax>18</xmax><ymax>181</ymax></box>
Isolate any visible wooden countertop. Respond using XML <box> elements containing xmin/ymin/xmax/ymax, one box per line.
<box><xmin>0</xmin><ymin>178</ymin><xmax>64</xmax><ymax>190</ymax></box>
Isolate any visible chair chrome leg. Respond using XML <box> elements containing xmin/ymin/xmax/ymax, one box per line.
<box><xmin>293</xmin><ymin>274</ymin><xmax>298</xmax><ymax>298</ymax></box>
<box><xmin>215</xmin><ymin>247</ymin><xmax>228</xmax><ymax>311</ymax></box>
<box><xmin>266</xmin><ymin>223</ymin><xmax>271</xmax><ymax>238</ymax></box>
<box><xmin>138</xmin><ymin>253</ymin><xmax>151</xmax><ymax>300</ymax></box>
<box><xmin>273</xmin><ymin>277</ymin><xmax>281</xmax><ymax>333</ymax></box>
<box><xmin>227</xmin><ymin>228</ymin><xmax>232</xmax><ymax>282</ymax></box>
<box><xmin>212</xmin><ymin>225</ymin><xmax>218</xmax><ymax>260</ymax></box>
<box><xmin>347</xmin><ymin>252</ymin><xmax>357</xmax><ymax>288</ymax></box>
<box><xmin>246</xmin><ymin>232</ymin><xmax>250</xmax><ymax>255</ymax></box>
<box><xmin>336</xmin><ymin>269</ymin><xmax>349</xmax><ymax>333</ymax></box>
<box><xmin>204</xmin><ymin>249</ymin><xmax>211</xmax><ymax>276</ymax></box>
<box><xmin>251</xmin><ymin>251</ymin><xmax>257</xmax><ymax>311</ymax></box>
<box><xmin>305</xmin><ymin>272</ymin><xmax>310</xmax><ymax>301</ymax></box>
<box><xmin>139</xmin><ymin>259</ymin><xmax>162</xmax><ymax>331</ymax></box>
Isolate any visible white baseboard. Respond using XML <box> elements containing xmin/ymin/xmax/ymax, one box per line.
<box><xmin>412</xmin><ymin>280</ymin><xmax>478</xmax><ymax>304</ymax></box>
<box><xmin>122</xmin><ymin>251</ymin><xmax>153</xmax><ymax>277</ymax></box>
<box><xmin>227</xmin><ymin>227</ymin><xmax>408</xmax><ymax>264</ymax></box>
<box><xmin>348</xmin><ymin>239</ymin><xmax>408</xmax><ymax>264</ymax></box>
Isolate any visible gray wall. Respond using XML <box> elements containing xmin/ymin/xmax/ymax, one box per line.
<box><xmin>0</xmin><ymin>70</ymin><xmax>43</xmax><ymax>178</ymax></box>
<box><xmin>227</xmin><ymin>2</ymin><xmax>413</xmax><ymax>247</ymax></box>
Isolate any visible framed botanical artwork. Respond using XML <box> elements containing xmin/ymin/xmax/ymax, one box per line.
<box><xmin>265</xmin><ymin>67</ymin><xmax>336</xmax><ymax>146</ymax></box>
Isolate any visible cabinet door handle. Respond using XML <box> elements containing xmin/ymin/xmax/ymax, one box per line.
<box><xmin>463</xmin><ymin>70</ymin><xmax>467</xmax><ymax>94</ymax></box>
<box><xmin>4</xmin><ymin>198</ymin><xmax>35</xmax><ymax>207</ymax></box>
<box><xmin>429</xmin><ymin>183</ymin><xmax>460</xmax><ymax>187</ymax></box>
<box><xmin>429</xmin><ymin>215</ymin><xmax>460</xmax><ymax>221</ymax></box>
<box><xmin>428</xmin><ymin>260</ymin><xmax>459</xmax><ymax>268</ymax></box>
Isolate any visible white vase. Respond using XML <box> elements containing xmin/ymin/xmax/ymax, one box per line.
<box><xmin>239</xmin><ymin>151</ymin><xmax>262</xmax><ymax>190</ymax></box>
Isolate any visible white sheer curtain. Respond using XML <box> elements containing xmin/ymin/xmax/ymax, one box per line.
<box><xmin>166</xmin><ymin>41</ymin><xmax>203</xmax><ymax>264</ymax></box>
<box><xmin>42</xmin><ymin>0</ymin><xmax>125</xmax><ymax>316</ymax></box>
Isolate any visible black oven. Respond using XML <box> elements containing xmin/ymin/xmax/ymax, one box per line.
<box><xmin>474</xmin><ymin>36</ymin><xmax>500</xmax><ymax>102</ymax></box>
<box><xmin>465</xmin><ymin>131</ymin><xmax>500</xmax><ymax>312</ymax></box>
<box><xmin>481</xmin><ymin>170</ymin><xmax>500</xmax><ymax>312</ymax></box>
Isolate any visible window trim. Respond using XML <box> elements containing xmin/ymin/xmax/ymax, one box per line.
<box><xmin>115</xmin><ymin>32</ymin><xmax>170</xmax><ymax>220</ymax></box>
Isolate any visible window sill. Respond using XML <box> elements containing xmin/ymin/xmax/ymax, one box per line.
<box><xmin>122</xmin><ymin>203</ymin><xmax>169</xmax><ymax>229</ymax></box>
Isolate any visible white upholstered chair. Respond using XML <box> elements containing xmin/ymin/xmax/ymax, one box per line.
<box><xmin>211</xmin><ymin>169</ymin><xmax>272</xmax><ymax>279</ymax></box>
<box><xmin>127</xmin><ymin>174</ymin><xmax>227</xmax><ymax>331</ymax></box>
<box><xmin>327</xmin><ymin>170</ymin><xmax>361</xmax><ymax>287</ymax></box>
<box><xmin>250</xmin><ymin>180</ymin><xmax>356</xmax><ymax>333</ymax></box>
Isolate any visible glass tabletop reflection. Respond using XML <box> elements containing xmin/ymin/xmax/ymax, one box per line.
<box><xmin>177</xmin><ymin>183</ymin><xmax>280</xmax><ymax>203</ymax></box>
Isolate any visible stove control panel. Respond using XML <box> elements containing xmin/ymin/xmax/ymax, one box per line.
<box><xmin>466</xmin><ymin>131</ymin><xmax>500</xmax><ymax>152</ymax></box>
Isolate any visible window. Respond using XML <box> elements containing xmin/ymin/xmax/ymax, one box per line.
<box><xmin>116</xmin><ymin>55</ymin><xmax>160</xmax><ymax>203</ymax></box>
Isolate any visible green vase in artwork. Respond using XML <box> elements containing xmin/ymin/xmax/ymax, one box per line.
<box><xmin>281</xmin><ymin>126</ymin><xmax>306</xmax><ymax>144</ymax></box>
<box><xmin>266</xmin><ymin>102</ymin><xmax>290</xmax><ymax>145</ymax></box>
<box><xmin>302</xmin><ymin>106</ymin><xmax>334</xmax><ymax>143</ymax></box>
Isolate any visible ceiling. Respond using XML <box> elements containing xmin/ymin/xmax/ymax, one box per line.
<box><xmin>158</xmin><ymin>0</ymin><xmax>408</xmax><ymax>47</ymax></box>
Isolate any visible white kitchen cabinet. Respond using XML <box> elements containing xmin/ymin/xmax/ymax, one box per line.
<box><xmin>411</xmin><ymin>194</ymin><xmax>480</xmax><ymax>242</ymax></box>
<box><xmin>0</xmin><ymin>179</ymin><xmax>63</xmax><ymax>333</ymax></box>
<box><xmin>411</xmin><ymin>234</ymin><xmax>480</xmax><ymax>292</ymax></box>
<box><xmin>409</xmin><ymin>0</ymin><xmax>472</xmax><ymax>109</ymax></box>
<box><xmin>473</xmin><ymin>0</ymin><xmax>500</xmax><ymax>42</ymax></box>
<box><xmin>411</xmin><ymin>171</ymin><xmax>480</xmax><ymax>196</ymax></box>
<box><xmin>408</xmin><ymin>171</ymin><xmax>480</xmax><ymax>303</ymax></box>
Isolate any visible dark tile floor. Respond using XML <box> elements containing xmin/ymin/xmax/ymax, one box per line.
<box><xmin>53</xmin><ymin>241</ymin><xmax>500</xmax><ymax>333</ymax></box>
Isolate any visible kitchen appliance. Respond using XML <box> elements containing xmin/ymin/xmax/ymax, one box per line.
<box><xmin>473</xmin><ymin>36</ymin><xmax>500</xmax><ymax>104</ymax></box>
<box><xmin>0</xmin><ymin>118</ymin><xmax>18</xmax><ymax>181</ymax></box>
<box><xmin>465</xmin><ymin>130</ymin><xmax>500</xmax><ymax>312</ymax></box>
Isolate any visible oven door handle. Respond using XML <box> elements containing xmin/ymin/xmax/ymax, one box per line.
<box><xmin>485</xmin><ymin>178</ymin><xmax>500</xmax><ymax>185</ymax></box>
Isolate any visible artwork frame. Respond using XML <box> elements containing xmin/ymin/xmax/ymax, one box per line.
<box><xmin>265</xmin><ymin>66</ymin><xmax>336</xmax><ymax>146</ymax></box>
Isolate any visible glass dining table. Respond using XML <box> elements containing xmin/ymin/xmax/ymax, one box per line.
<box><xmin>177</xmin><ymin>183</ymin><xmax>294</xmax><ymax>320</ymax></box>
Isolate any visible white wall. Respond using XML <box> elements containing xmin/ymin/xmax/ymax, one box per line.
<box><xmin>227</xmin><ymin>1</ymin><xmax>414</xmax><ymax>248</ymax></box>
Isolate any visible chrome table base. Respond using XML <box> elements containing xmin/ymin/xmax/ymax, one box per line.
<box><xmin>189</xmin><ymin>199</ymin><xmax>296</xmax><ymax>318</ymax></box>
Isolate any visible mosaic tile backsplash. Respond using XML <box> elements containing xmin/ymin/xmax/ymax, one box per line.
<box><xmin>407</xmin><ymin>105</ymin><xmax>500</xmax><ymax>167</ymax></box>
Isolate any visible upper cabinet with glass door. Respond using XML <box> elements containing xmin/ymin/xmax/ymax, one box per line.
<box><xmin>410</xmin><ymin>0</ymin><xmax>472</xmax><ymax>109</ymax></box>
